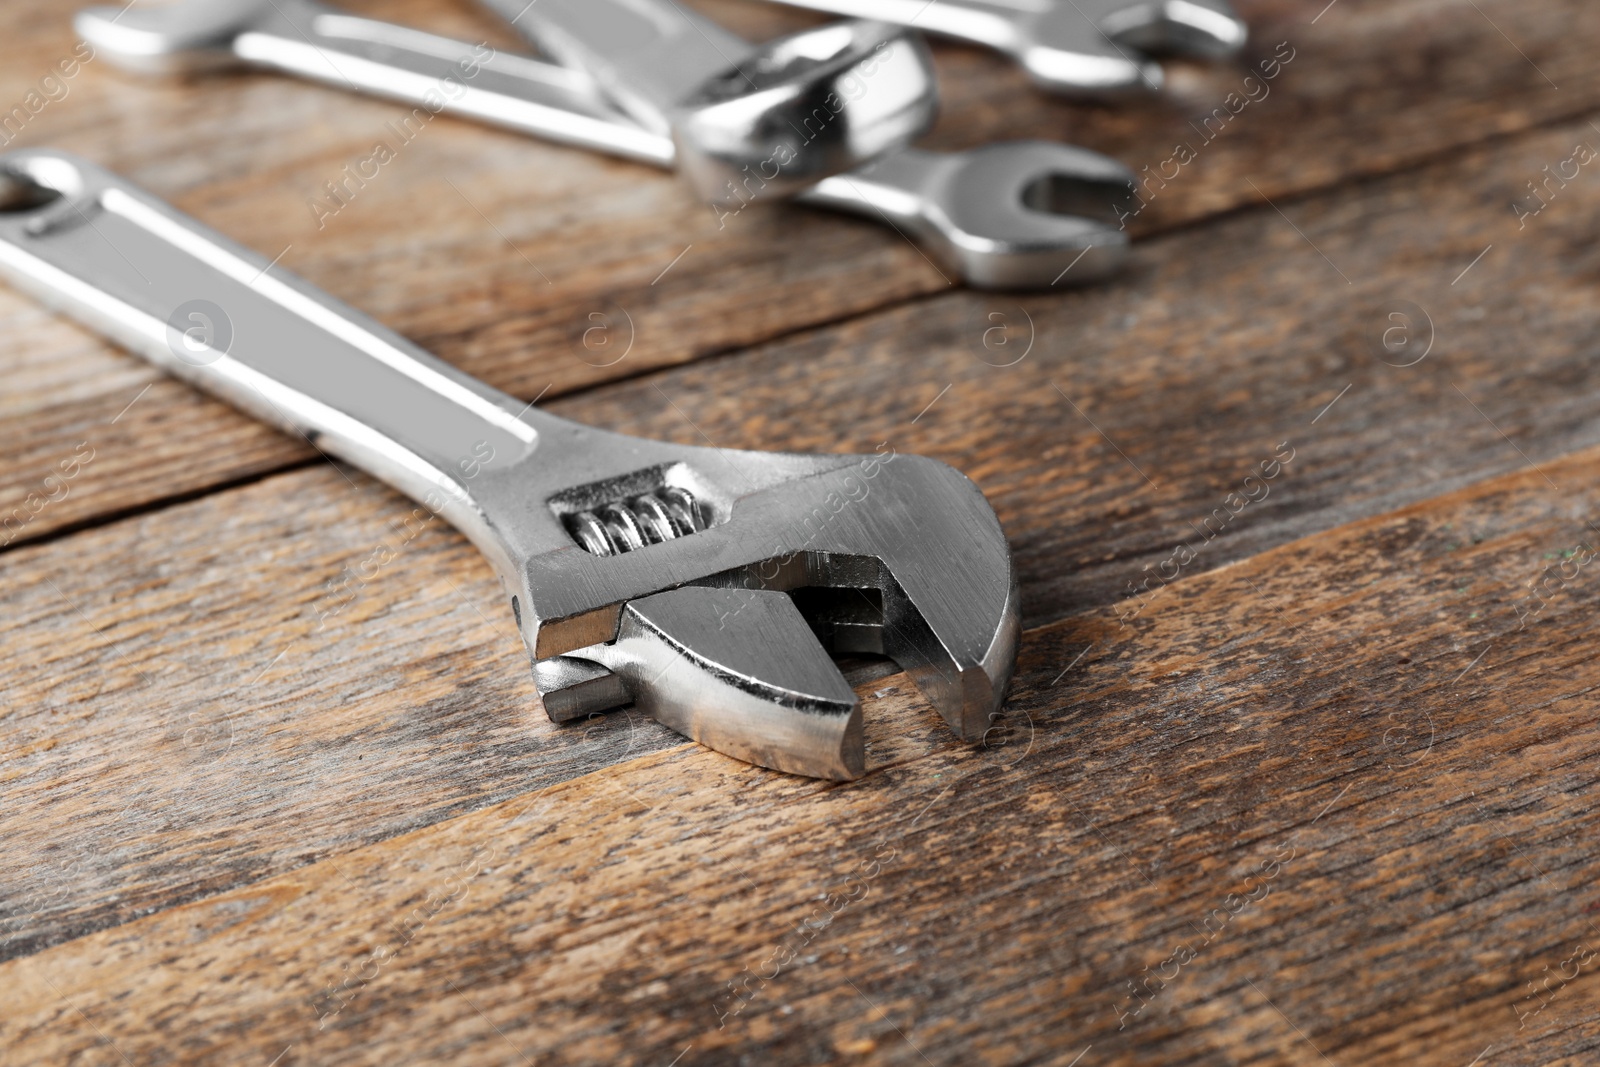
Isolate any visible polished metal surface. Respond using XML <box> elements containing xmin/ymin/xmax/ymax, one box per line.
<box><xmin>601</xmin><ymin>587</ymin><xmax>864</xmax><ymax>780</ymax></box>
<box><xmin>758</xmin><ymin>0</ymin><xmax>1248</xmax><ymax>97</ymax></box>
<box><xmin>0</xmin><ymin>150</ymin><xmax>1020</xmax><ymax>780</ymax></box>
<box><xmin>79</xmin><ymin>0</ymin><xmax>1134</xmax><ymax>288</ymax></box>
<box><xmin>475</xmin><ymin>0</ymin><xmax>941</xmax><ymax>202</ymax></box>
<box><xmin>75</xmin><ymin>0</ymin><xmax>678</xmax><ymax>165</ymax></box>
<box><xmin>806</xmin><ymin>142</ymin><xmax>1134</xmax><ymax>287</ymax></box>
<box><xmin>77</xmin><ymin>0</ymin><xmax>938</xmax><ymax>202</ymax></box>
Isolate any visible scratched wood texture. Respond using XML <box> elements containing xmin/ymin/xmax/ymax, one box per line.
<box><xmin>4</xmin><ymin>0</ymin><xmax>1600</xmax><ymax>1063</ymax></box>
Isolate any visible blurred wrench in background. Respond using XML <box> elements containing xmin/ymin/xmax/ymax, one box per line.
<box><xmin>471</xmin><ymin>0</ymin><xmax>942</xmax><ymax>202</ymax></box>
<box><xmin>80</xmin><ymin>0</ymin><xmax>937</xmax><ymax>204</ymax></box>
<box><xmin>753</xmin><ymin>0</ymin><xmax>1248</xmax><ymax>97</ymax></box>
<box><xmin>78</xmin><ymin>0</ymin><xmax>1136</xmax><ymax>288</ymax></box>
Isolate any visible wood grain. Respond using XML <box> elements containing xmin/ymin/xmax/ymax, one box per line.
<box><xmin>6</xmin><ymin>0</ymin><xmax>1600</xmax><ymax>1062</ymax></box>
<box><xmin>9</xmin><ymin>112</ymin><xmax>1600</xmax><ymax>966</ymax></box>
<box><xmin>7</xmin><ymin>443</ymin><xmax>1600</xmax><ymax>1066</ymax></box>
<box><xmin>7</xmin><ymin>114</ymin><xmax>1600</xmax><ymax>965</ymax></box>
<box><xmin>6</xmin><ymin>0</ymin><xmax>1600</xmax><ymax>545</ymax></box>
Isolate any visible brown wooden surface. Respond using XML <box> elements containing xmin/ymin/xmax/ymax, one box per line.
<box><xmin>4</xmin><ymin>0</ymin><xmax>1600</xmax><ymax>1063</ymax></box>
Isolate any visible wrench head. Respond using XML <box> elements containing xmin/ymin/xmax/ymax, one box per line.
<box><xmin>482</xmin><ymin>424</ymin><xmax>1019</xmax><ymax>779</ymax></box>
<box><xmin>914</xmin><ymin>141</ymin><xmax>1135</xmax><ymax>289</ymax></box>
<box><xmin>1021</xmin><ymin>0</ymin><xmax>1248</xmax><ymax>97</ymax></box>
<box><xmin>75</xmin><ymin>0</ymin><xmax>274</xmax><ymax>73</ymax></box>
<box><xmin>671</xmin><ymin>21</ymin><xmax>938</xmax><ymax>205</ymax></box>
<box><xmin>1098</xmin><ymin>0</ymin><xmax>1249</xmax><ymax>60</ymax></box>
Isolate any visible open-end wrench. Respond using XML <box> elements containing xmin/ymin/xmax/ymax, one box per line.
<box><xmin>75</xmin><ymin>0</ymin><xmax>936</xmax><ymax>204</ymax></box>
<box><xmin>77</xmin><ymin>0</ymin><xmax>1136</xmax><ymax>288</ymax></box>
<box><xmin>0</xmin><ymin>149</ymin><xmax>1019</xmax><ymax>780</ymax></box>
<box><xmin>754</xmin><ymin>0</ymin><xmax>1249</xmax><ymax>97</ymax></box>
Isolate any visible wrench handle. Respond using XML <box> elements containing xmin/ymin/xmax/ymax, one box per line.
<box><xmin>76</xmin><ymin>0</ymin><xmax>676</xmax><ymax>166</ymax></box>
<box><xmin>474</xmin><ymin>0</ymin><xmax>751</xmax><ymax>134</ymax></box>
<box><xmin>0</xmin><ymin>150</ymin><xmax>540</xmax><ymax>544</ymax></box>
<box><xmin>800</xmin><ymin>148</ymin><xmax>941</xmax><ymax>228</ymax></box>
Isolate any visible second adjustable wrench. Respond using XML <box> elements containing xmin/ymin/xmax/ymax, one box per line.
<box><xmin>0</xmin><ymin>149</ymin><xmax>1019</xmax><ymax>780</ymax></box>
<box><xmin>78</xmin><ymin>0</ymin><xmax>1136</xmax><ymax>288</ymax></box>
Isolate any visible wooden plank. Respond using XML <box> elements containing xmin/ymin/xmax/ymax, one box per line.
<box><xmin>6</xmin><ymin>443</ymin><xmax>1600</xmax><ymax>1065</ymax></box>
<box><xmin>5</xmin><ymin>0</ymin><xmax>1600</xmax><ymax>545</ymax></box>
<box><xmin>7</xmin><ymin>114</ymin><xmax>1600</xmax><ymax>962</ymax></box>
<box><xmin>514</xmin><ymin>114</ymin><xmax>1600</xmax><ymax>632</ymax></box>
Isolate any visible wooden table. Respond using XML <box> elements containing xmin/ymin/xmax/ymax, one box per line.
<box><xmin>4</xmin><ymin>0</ymin><xmax>1600</xmax><ymax>1062</ymax></box>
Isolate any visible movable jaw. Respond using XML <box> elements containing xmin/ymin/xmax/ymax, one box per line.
<box><xmin>75</xmin><ymin>0</ymin><xmax>279</xmax><ymax>73</ymax></box>
<box><xmin>485</xmin><ymin>426</ymin><xmax>1020</xmax><ymax>780</ymax></box>
<box><xmin>1021</xmin><ymin>0</ymin><xmax>1248</xmax><ymax>97</ymax></box>
<box><xmin>671</xmin><ymin>21</ymin><xmax>938</xmax><ymax>205</ymax></box>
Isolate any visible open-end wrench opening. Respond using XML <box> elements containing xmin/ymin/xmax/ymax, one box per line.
<box><xmin>1021</xmin><ymin>171</ymin><xmax>1135</xmax><ymax>227</ymax></box>
<box><xmin>790</xmin><ymin>585</ymin><xmax>887</xmax><ymax>656</ymax></box>
<box><xmin>0</xmin><ymin>175</ymin><xmax>60</xmax><ymax>214</ymax></box>
<box><xmin>0</xmin><ymin>157</ymin><xmax>77</xmax><ymax>213</ymax></box>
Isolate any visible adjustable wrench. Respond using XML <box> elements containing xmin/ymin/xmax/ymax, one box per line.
<box><xmin>77</xmin><ymin>0</ymin><xmax>1136</xmax><ymax>288</ymax></box>
<box><xmin>76</xmin><ymin>0</ymin><xmax>935</xmax><ymax>204</ymax></box>
<box><xmin>753</xmin><ymin>0</ymin><xmax>1249</xmax><ymax>97</ymax></box>
<box><xmin>0</xmin><ymin>149</ymin><xmax>1019</xmax><ymax>780</ymax></box>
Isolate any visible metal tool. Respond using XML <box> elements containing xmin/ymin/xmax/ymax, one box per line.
<box><xmin>472</xmin><ymin>0</ymin><xmax>941</xmax><ymax>201</ymax></box>
<box><xmin>0</xmin><ymin>149</ymin><xmax>1019</xmax><ymax>780</ymax></box>
<box><xmin>77</xmin><ymin>0</ymin><xmax>1136</xmax><ymax>288</ymax></box>
<box><xmin>754</xmin><ymin>0</ymin><xmax>1248</xmax><ymax>97</ymax></box>
<box><xmin>76</xmin><ymin>0</ymin><xmax>936</xmax><ymax>204</ymax></box>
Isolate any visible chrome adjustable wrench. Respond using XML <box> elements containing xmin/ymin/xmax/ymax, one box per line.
<box><xmin>754</xmin><ymin>0</ymin><xmax>1248</xmax><ymax>97</ymax></box>
<box><xmin>78</xmin><ymin>0</ymin><xmax>937</xmax><ymax>204</ymax></box>
<box><xmin>0</xmin><ymin>150</ymin><xmax>1019</xmax><ymax>780</ymax></box>
<box><xmin>77</xmin><ymin>0</ymin><xmax>1136</xmax><ymax>288</ymax></box>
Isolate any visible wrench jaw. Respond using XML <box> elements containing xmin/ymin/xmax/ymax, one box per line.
<box><xmin>1018</xmin><ymin>38</ymin><xmax>1164</xmax><ymax>99</ymax></box>
<box><xmin>1021</xmin><ymin>0</ymin><xmax>1246</xmax><ymax>97</ymax></box>
<box><xmin>1098</xmin><ymin>0</ymin><xmax>1249</xmax><ymax>61</ymax></box>
<box><xmin>670</xmin><ymin>21</ymin><xmax>938</xmax><ymax>206</ymax></box>
<box><xmin>919</xmin><ymin>141</ymin><xmax>1137</xmax><ymax>289</ymax></box>
<box><xmin>75</xmin><ymin>0</ymin><xmax>275</xmax><ymax>74</ymax></box>
<box><xmin>591</xmin><ymin>587</ymin><xmax>865</xmax><ymax>780</ymax></box>
<box><xmin>499</xmin><ymin>433</ymin><xmax>1018</xmax><ymax>777</ymax></box>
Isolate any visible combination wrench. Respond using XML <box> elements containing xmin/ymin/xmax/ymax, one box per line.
<box><xmin>754</xmin><ymin>0</ymin><xmax>1248</xmax><ymax>97</ymax></box>
<box><xmin>0</xmin><ymin>149</ymin><xmax>1020</xmax><ymax>780</ymax></box>
<box><xmin>79</xmin><ymin>0</ymin><xmax>937</xmax><ymax>205</ymax></box>
<box><xmin>77</xmin><ymin>0</ymin><xmax>1137</xmax><ymax>288</ymax></box>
